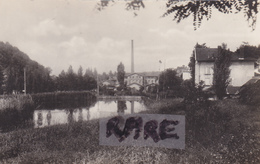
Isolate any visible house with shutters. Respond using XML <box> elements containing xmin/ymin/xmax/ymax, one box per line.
<box><xmin>194</xmin><ymin>47</ymin><xmax>256</xmax><ymax>94</ymax></box>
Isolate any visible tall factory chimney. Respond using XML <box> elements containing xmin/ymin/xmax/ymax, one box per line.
<box><xmin>131</xmin><ymin>40</ymin><xmax>134</xmax><ymax>73</ymax></box>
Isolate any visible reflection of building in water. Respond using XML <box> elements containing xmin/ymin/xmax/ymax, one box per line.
<box><xmin>37</xmin><ymin>112</ymin><xmax>43</xmax><ymax>126</ymax></box>
<box><xmin>67</xmin><ymin>109</ymin><xmax>74</xmax><ymax>124</ymax></box>
<box><xmin>78</xmin><ymin>108</ymin><xmax>83</xmax><ymax>122</ymax></box>
<box><xmin>117</xmin><ymin>101</ymin><xmax>127</xmax><ymax>114</ymax></box>
<box><xmin>47</xmin><ymin>111</ymin><xmax>52</xmax><ymax>126</ymax></box>
<box><xmin>131</xmin><ymin>101</ymin><xmax>134</xmax><ymax>114</ymax></box>
<box><xmin>87</xmin><ymin>108</ymin><xmax>90</xmax><ymax>121</ymax></box>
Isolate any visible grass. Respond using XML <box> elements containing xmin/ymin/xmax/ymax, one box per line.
<box><xmin>0</xmin><ymin>98</ymin><xmax>259</xmax><ymax>163</ymax></box>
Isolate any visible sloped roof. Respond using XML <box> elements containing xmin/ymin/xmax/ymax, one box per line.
<box><xmin>102</xmin><ymin>80</ymin><xmax>116</xmax><ymax>86</ymax></box>
<box><xmin>226</xmin><ymin>86</ymin><xmax>240</xmax><ymax>95</ymax></box>
<box><xmin>127</xmin><ymin>83</ymin><xmax>143</xmax><ymax>87</ymax></box>
<box><xmin>195</xmin><ymin>48</ymin><xmax>256</xmax><ymax>62</ymax></box>
<box><xmin>125</xmin><ymin>72</ymin><xmax>160</xmax><ymax>77</ymax></box>
<box><xmin>195</xmin><ymin>48</ymin><xmax>218</xmax><ymax>62</ymax></box>
<box><xmin>242</xmin><ymin>76</ymin><xmax>260</xmax><ymax>86</ymax></box>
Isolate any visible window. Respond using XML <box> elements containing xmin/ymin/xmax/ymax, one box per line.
<box><xmin>205</xmin><ymin>66</ymin><xmax>211</xmax><ymax>75</ymax></box>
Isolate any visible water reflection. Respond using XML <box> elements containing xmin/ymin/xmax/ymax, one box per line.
<box><xmin>117</xmin><ymin>101</ymin><xmax>127</xmax><ymax>114</ymax></box>
<box><xmin>47</xmin><ymin>111</ymin><xmax>51</xmax><ymax>125</ymax></box>
<box><xmin>37</xmin><ymin>112</ymin><xmax>43</xmax><ymax>126</ymax></box>
<box><xmin>33</xmin><ymin>100</ymin><xmax>147</xmax><ymax>128</ymax></box>
<box><xmin>67</xmin><ymin>109</ymin><xmax>75</xmax><ymax>124</ymax></box>
<box><xmin>78</xmin><ymin>108</ymin><xmax>83</xmax><ymax>122</ymax></box>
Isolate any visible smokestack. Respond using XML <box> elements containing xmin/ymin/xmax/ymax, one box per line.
<box><xmin>131</xmin><ymin>40</ymin><xmax>134</xmax><ymax>73</ymax></box>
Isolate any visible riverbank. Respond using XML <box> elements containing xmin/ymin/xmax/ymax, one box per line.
<box><xmin>0</xmin><ymin>91</ymin><xmax>96</xmax><ymax>111</ymax></box>
<box><xmin>0</xmin><ymin>98</ymin><xmax>259</xmax><ymax>163</ymax></box>
<box><xmin>0</xmin><ymin>91</ymin><xmax>96</xmax><ymax>133</ymax></box>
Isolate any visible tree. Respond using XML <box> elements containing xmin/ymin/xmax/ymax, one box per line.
<box><xmin>117</xmin><ymin>62</ymin><xmax>125</xmax><ymax>90</ymax></box>
<box><xmin>0</xmin><ymin>66</ymin><xmax>4</xmax><ymax>94</ymax></box>
<box><xmin>189</xmin><ymin>43</ymin><xmax>208</xmax><ymax>86</ymax></box>
<box><xmin>97</xmin><ymin>0</ymin><xmax>259</xmax><ymax>30</ymax></box>
<box><xmin>67</xmin><ymin>65</ymin><xmax>76</xmax><ymax>91</ymax></box>
<box><xmin>212</xmin><ymin>44</ymin><xmax>232</xmax><ymax>100</ymax></box>
<box><xmin>159</xmin><ymin>69</ymin><xmax>182</xmax><ymax>97</ymax></box>
<box><xmin>0</xmin><ymin>42</ymin><xmax>54</xmax><ymax>94</ymax></box>
<box><xmin>77</xmin><ymin>66</ymin><xmax>84</xmax><ymax>90</ymax></box>
<box><xmin>182</xmin><ymin>79</ymin><xmax>209</xmax><ymax>104</ymax></box>
<box><xmin>235</xmin><ymin>44</ymin><xmax>260</xmax><ymax>60</ymax></box>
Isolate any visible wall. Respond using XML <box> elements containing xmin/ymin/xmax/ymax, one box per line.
<box><xmin>229</xmin><ymin>61</ymin><xmax>254</xmax><ymax>86</ymax></box>
<box><xmin>195</xmin><ymin>62</ymin><xmax>214</xmax><ymax>86</ymax></box>
<box><xmin>195</xmin><ymin>61</ymin><xmax>255</xmax><ymax>87</ymax></box>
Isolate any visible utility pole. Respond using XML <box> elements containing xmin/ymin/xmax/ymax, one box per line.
<box><xmin>131</xmin><ymin>40</ymin><xmax>134</xmax><ymax>73</ymax></box>
<box><xmin>156</xmin><ymin>60</ymin><xmax>162</xmax><ymax>101</ymax></box>
<box><xmin>24</xmin><ymin>67</ymin><xmax>26</xmax><ymax>95</ymax></box>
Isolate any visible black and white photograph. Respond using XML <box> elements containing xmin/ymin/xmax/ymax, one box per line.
<box><xmin>0</xmin><ymin>0</ymin><xmax>259</xmax><ymax>163</ymax></box>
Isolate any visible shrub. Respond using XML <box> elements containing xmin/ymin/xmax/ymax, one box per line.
<box><xmin>239</xmin><ymin>80</ymin><xmax>260</xmax><ymax>106</ymax></box>
<box><xmin>182</xmin><ymin>80</ymin><xmax>209</xmax><ymax>104</ymax></box>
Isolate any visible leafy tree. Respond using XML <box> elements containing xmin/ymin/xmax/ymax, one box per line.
<box><xmin>77</xmin><ymin>66</ymin><xmax>84</xmax><ymax>90</ymax></box>
<box><xmin>159</xmin><ymin>69</ymin><xmax>182</xmax><ymax>97</ymax></box>
<box><xmin>235</xmin><ymin>44</ymin><xmax>260</xmax><ymax>60</ymax></box>
<box><xmin>66</xmin><ymin>65</ymin><xmax>76</xmax><ymax>91</ymax></box>
<box><xmin>182</xmin><ymin>79</ymin><xmax>209</xmax><ymax>104</ymax></box>
<box><xmin>212</xmin><ymin>44</ymin><xmax>232</xmax><ymax>100</ymax></box>
<box><xmin>83</xmin><ymin>74</ymin><xmax>97</xmax><ymax>90</ymax></box>
<box><xmin>97</xmin><ymin>0</ymin><xmax>259</xmax><ymax>30</ymax></box>
<box><xmin>0</xmin><ymin>66</ymin><xmax>4</xmax><ymax>94</ymax></box>
<box><xmin>189</xmin><ymin>43</ymin><xmax>208</xmax><ymax>86</ymax></box>
<box><xmin>117</xmin><ymin>62</ymin><xmax>125</xmax><ymax>89</ymax></box>
<box><xmin>109</xmin><ymin>70</ymin><xmax>114</xmax><ymax>77</ymax></box>
<box><xmin>240</xmin><ymin>80</ymin><xmax>260</xmax><ymax>106</ymax></box>
<box><xmin>57</xmin><ymin>70</ymin><xmax>66</xmax><ymax>91</ymax></box>
<box><xmin>0</xmin><ymin>42</ymin><xmax>54</xmax><ymax>94</ymax></box>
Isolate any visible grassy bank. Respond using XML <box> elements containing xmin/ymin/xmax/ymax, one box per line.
<box><xmin>31</xmin><ymin>91</ymin><xmax>96</xmax><ymax>109</ymax></box>
<box><xmin>1</xmin><ymin>98</ymin><xmax>259</xmax><ymax>163</ymax></box>
<box><xmin>0</xmin><ymin>95</ymin><xmax>34</xmax><ymax>112</ymax></box>
<box><xmin>0</xmin><ymin>95</ymin><xmax>35</xmax><ymax>133</ymax></box>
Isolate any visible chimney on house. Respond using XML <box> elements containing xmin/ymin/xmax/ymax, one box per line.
<box><xmin>131</xmin><ymin>40</ymin><xmax>134</xmax><ymax>73</ymax></box>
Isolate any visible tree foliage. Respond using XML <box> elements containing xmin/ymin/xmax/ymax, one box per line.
<box><xmin>56</xmin><ymin>66</ymin><xmax>97</xmax><ymax>91</ymax></box>
<box><xmin>159</xmin><ymin>69</ymin><xmax>182</xmax><ymax>97</ymax></box>
<box><xmin>212</xmin><ymin>44</ymin><xmax>232</xmax><ymax>100</ymax></box>
<box><xmin>97</xmin><ymin>0</ymin><xmax>259</xmax><ymax>30</ymax></box>
<box><xmin>0</xmin><ymin>42</ymin><xmax>99</xmax><ymax>94</ymax></box>
<box><xmin>188</xmin><ymin>43</ymin><xmax>208</xmax><ymax>86</ymax></box>
<box><xmin>0</xmin><ymin>42</ymin><xmax>54</xmax><ymax>94</ymax></box>
<box><xmin>117</xmin><ymin>62</ymin><xmax>125</xmax><ymax>89</ymax></box>
<box><xmin>240</xmin><ymin>80</ymin><xmax>260</xmax><ymax>106</ymax></box>
<box><xmin>182</xmin><ymin>79</ymin><xmax>209</xmax><ymax>104</ymax></box>
<box><xmin>164</xmin><ymin>0</ymin><xmax>259</xmax><ymax>30</ymax></box>
<box><xmin>235</xmin><ymin>44</ymin><xmax>260</xmax><ymax>60</ymax></box>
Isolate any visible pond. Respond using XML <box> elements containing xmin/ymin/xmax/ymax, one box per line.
<box><xmin>0</xmin><ymin>100</ymin><xmax>148</xmax><ymax>132</ymax></box>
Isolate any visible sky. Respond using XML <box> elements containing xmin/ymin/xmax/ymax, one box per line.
<box><xmin>0</xmin><ymin>0</ymin><xmax>260</xmax><ymax>75</ymax></box>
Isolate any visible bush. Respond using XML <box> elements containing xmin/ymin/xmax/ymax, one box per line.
<box><xmin>182</xmin><ymin>80</ymin><xmax>209</xmax><ymax>104</ymax></box>
<box><xmin>239</xmin><ymin>80</ymin><xmax>260</xmax><ymax>106</ymax></box>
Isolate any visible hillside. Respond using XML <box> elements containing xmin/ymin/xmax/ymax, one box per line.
<box><xmin>0</xmin><ymin>41</ymin><xmax>53</xmax><ymax>94</ymax></box>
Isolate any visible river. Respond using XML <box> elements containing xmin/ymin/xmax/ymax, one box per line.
<box><xmin>0</xmin><ymin>100</ymin><xmax>148</xmax><ymax>132</ymax></box>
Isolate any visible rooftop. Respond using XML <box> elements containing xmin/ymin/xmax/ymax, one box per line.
<box><xmin>125</xmin><ymin>71</ymin><xmax>160</xmax><ymax>77</ymax></box>
<box><xmin>195</xmin><ymin>47</ymin><xmax>256</xmax><ymax>62</ymax></box>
